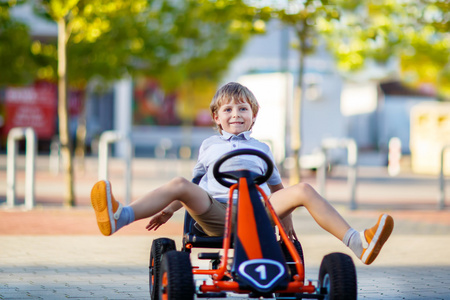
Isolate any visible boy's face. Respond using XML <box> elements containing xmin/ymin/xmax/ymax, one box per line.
<box><xmin>214</xmin><ymin>100</ymin><xmax>255</xmax><ymax>135</ymax></box>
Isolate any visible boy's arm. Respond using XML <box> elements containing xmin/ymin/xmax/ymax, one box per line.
<box><xmin>269</xmin><ymin>183</ymin><xmax>284</xmax><ymax>193</ymax></box>
<box><xmin>162</xmin><ymin>200</ymin><xmax>183</xmax><ymax>215</ymax></box>
<box><xmin>146</xmin><ymin>201</ymin><xmax>183</xmax><ymax>231</ymax></box>
<box><xmin>280</xmin><ymin>214</ymin><xmax>298</xmax><ymax>241</ymax></box>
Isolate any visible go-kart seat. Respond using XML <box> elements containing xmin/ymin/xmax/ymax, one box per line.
<box><xmin>182</xmin><ymin>211</ymin><xmax>227</xmax><ymax>249</ymax></box>
<box><xmin>182</xmin><ymin>176</ymin><xmax>232</xmax><ymax>251</ymax></box>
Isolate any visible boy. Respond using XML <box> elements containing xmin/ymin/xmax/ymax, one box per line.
<box><xmin>91</xmin><ymin>82</ymin><xmax>393</xmax><ymax>265</ymax></box>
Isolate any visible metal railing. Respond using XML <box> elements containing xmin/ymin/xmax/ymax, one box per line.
<box><xmin>317</xmin><ymin>138</ymin><xmax>358</xmax><ymax>210</ymax></box>
<box><xmin>6</xmin><ymin>127</ymin><xmax>36</xmax><ymax>210</ymax></box>
<box><xmin>98</xmin><ymin>131</ymin><xmax>133</xmax><ymax>204</ymax></box>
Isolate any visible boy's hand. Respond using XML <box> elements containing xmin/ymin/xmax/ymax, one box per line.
<box><xmin>280</xmin><ymin>215</ymin><xmax>298</xmax><ymax>241</ymax></box>
<box><xmin>146</xmin><ymin>211</ymin><xmax>173</xmax><ymax>231</ymax></box>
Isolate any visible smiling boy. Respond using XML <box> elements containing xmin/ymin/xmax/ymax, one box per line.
<box><xmin>91</xmin><ymin>82</ymin><xmax>393</xmax><ymax>265</ymax></box>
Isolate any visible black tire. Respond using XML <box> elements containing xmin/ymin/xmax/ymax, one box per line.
<box><xmin>318</xmin><ymin>253</ymin><xmax>357</xmax><ymax>300</ymax></box>
<box><xmin>279</xmin><ymin>239</ymin><xmax>305</xmax><ymax>280</ymax></box>
<box><xmin>159</xmin><ymin>250</ymin><xmax>195</xmax><ymax>300</ymax></box>
<box><xmin>276</xmin><ymin>239</ymin><xmax>305</xmax><ymax>299</ymax></box>
<box><xmin>149</xmin><ymin>238</ymin><xmax>176</xmax><ymax>300</ymax></box>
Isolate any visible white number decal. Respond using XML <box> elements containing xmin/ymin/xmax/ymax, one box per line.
<box><xmin>255</xmin><ymin>265</ymin><xmax>267</xmax><ymax>280</ymax></box>
<box><xmin>239</xmin><ymin>259</ymin><xmax>285</xmax><ymax>289</ymax></box>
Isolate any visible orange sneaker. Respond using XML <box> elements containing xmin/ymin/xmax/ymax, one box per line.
<box><xmin>91</xmin><ymin>180</ymin><xmax>123</xmax><ymax>236</ymax></box>
<box><xmin>360</xmin><ymin>214</ymin><xmax>394</xmax><ymax>265</ymax></box>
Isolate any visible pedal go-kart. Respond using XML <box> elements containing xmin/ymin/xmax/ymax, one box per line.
<box><xmin>149</xmin><ymin>149</ymin><xmax>357</xmax><ymax>299</ymax></box>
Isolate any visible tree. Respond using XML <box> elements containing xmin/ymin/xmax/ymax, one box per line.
<box><xmin>141</xmin><ymin>0</ymin><xmax>270</xmax><ymax>121</ymax></box>
<box><xmin>28</xmin><ymin>0</ymin><xmax>270</xmax><ymax>205</ymax></box>
<box><xmin>0</xmin><ymin>0</ymin><xmax>36</xmax><ymax>85</ymax></box>
<box><xmin>320</xmin><ymin>0</ymin><xmax>450</xmax><ymax>99</ymax></box>
<box><xmin>273</xmin><ymin>0</ymin><xmax>340</xmax><ymax>183</ymax></box>
<box><xmin>271</xmin><ymin>0</ymin><xmax>448</xmax><ymax>184</ymax></box>
<box><xmin>34</xmin><ymin>0</ymin><xmax>150</xmax><ymax>206</ymax></box>
<box><xmin>65</xmin><ymin>0</ymin><xmax>270</xmax><ymax>157</ymax></box>
<box><xmin>2</xmin><ymin>0</ymin><xmax>270</xmax><ymax>205</ymax></box>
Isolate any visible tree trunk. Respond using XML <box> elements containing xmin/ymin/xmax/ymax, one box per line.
<box><xmin>58</xmin><ymin>18</ymin><xmax>75</xmax><ymax>206</ymax></box>
<box><xmin>75</xmin><ymin>91</ymin><xmax>87</xmax><ymax>174</ymax></box>
<box><xmin>289</xmin><ymin>30</ymin><xmax>305</xmax><ymax>185</ymax></box>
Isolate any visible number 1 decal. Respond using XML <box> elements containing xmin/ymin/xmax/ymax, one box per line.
<box><xmin>255</xmin><ymin>265</ymin><xmax>267</xmax><ymax>280</ymax></box>
<box><xmin>238</xmin><ymin>259</ymin><xmax>286</xmax><ymax>290</ymax></box>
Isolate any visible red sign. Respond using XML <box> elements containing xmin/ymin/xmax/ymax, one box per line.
<box><xmin>4</xmin><ymin>81</ymin><xmax>57</xmax><ymax>139</ymax></box>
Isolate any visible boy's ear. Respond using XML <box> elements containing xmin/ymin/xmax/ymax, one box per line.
<box><xmin>213</xmin><ymin>113</ymin><xmax>221</xmax><ymax>125</ymax></box>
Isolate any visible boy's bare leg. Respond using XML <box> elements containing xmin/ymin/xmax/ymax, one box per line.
<box><xmin>270</xmin><ymin>182</ymin><xmax>393</xmax><ymax>265</ymax></box>
<box><xmin>91</xmin><ymin>177</ymin><xmax>212</xmax><ymax>236</ymax></box>
<box><xmin>269</xmin><ymin>182</ymin><xmax>351</xmax><ymax>240</ymax></box>
<box><xmin>130</xmin><ymin>176</ymin><xmax>212</xmax><ymax>220</ymax></box>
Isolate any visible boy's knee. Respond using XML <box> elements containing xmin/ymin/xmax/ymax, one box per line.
<box><xmin>293</xmin><ymin>182</ymin><xmax>316</xmax><ymax>204</ymax></box>
<box><xmin>168</xmin><ymin>176</ymin><xmax>191</xmax><ymax>191</ymax></box>
<box><xmin>294</xmin><ymin>182</ymin><xmax>313</xmax><ymax>194</ymax></box>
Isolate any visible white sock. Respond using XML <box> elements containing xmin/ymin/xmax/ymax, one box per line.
<box><xmin>116</xmin><ymin>206</ymin><xmax>135</xmax><ymax>231</ymax></box>
<box><xmin>343</xmin><ymin>228</ymin><xmax>363</xmax><ymax>258</ymax></box>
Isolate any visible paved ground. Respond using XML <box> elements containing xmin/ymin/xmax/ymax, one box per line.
<box><xmin>1</xmin><ymin>155</ymin><xmax>450</xmax><ymax>299</ymax></box>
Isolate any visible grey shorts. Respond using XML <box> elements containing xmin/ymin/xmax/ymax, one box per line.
<box><xmin>190</xmin><ymin>193</ymin><xmax>274</xmax><ymax>237</ymax></box>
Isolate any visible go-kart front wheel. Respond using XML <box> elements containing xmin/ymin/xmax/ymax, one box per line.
<box><xmin>149</xmin><ymin>238</ymin><xmax>176</xmax><ymax>300</ymax></box>
<box><xmin>318</xmin><ymin>253</ymin><xmax>357</xmax><ymax>300</ymax></box>
<box><xmin>159</xmin><ymin>250</ymin><xmax>195</xmax><ymax>300</ymax></box>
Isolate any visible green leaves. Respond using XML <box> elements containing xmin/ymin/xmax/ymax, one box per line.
<box><xmin>0</xmin><ymin>1</ymin><xmax>36</xmax><ymax>85</ymax></box>
<box><xmin>16</xmin><ymin>0</ymin><xmax>267</xmax><ymax>91</ymax></box>
<box><xmin>40</xmin><ymin>0</ymin><xmax>79</xmax><ymax>20</ymax></box>
<box><xmin>316</xmin><ymin>0</ymin><xmax>449</xmax><ymax>98</ymax></box>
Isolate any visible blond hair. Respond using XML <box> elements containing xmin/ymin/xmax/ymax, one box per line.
<box><xmin>209</xmin><ymin>82</ymin><xmax>259</xmax><ymax>133</ymax></box>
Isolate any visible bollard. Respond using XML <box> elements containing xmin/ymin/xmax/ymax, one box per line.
<box><xmin>388</xmin><ymin>137</ymin><xmax>402</xmax><ymax>176</ymax></box>
<box><xmin>317</xmin><ymin>151</ymin><xmax>327</xmax><ymax>197</ymax></box>
<box><xmin>347</xmin><ymin>139</ymin><xmax>358</xmax><ymax>210</ymax></box>
<box><xmin>438</xmin><ymin>144</ymin><xmax>450</xmax><ymax>210</ymax></box>
<box><xmin>6</xmin><ymin>127</ymin><xmax>36</xmax><ymax>210</ymax></box>
<box><xmin>318</xmin><ymin>138</ymin><xmax>358</xmax><ymax>210</ymax></box>
<box><xmin>98</xmin><ymin>130</ymin><xmax>133</xmax><ymax>204</ymax></box>
<box><xmin>49</xmin><ymin>136</ymin><xmax>61</xmax><ymax>175</ymax></box>
<box><xmin>154</xmin><ymin>138</ymin><xmax>173</xmax><ymax>159</ymax></box>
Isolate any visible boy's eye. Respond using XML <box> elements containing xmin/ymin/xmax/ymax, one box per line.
<box><xmin>240</xmin><ymin>107</ymin><xmax>248</xmax><ymax>111</ymax></box>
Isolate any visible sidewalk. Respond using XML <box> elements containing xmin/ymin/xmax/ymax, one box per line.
<box><xmin>1</xmin><ymin>155</ymin><xmax>450</xmax><ymax>299</ymax></box>
<box><xmin>1</xmin><ymin>208</ymin><xmax>450</xmax><ymax>299</ymax></box>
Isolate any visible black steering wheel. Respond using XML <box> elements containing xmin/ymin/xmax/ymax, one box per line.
<box><xmin>212</xmin><ymin>149</ymin><xmax>274</xmax><ymax>188</ymax></box>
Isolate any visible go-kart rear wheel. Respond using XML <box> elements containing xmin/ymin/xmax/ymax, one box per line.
<box><xmin>318</xmin><ymin>252</ymin><xmax>357</xmax><ymax>300</ymax></box>
<box><xmin>149</xmin><ymin>238</ymin><xmax>176</xmax><ymax>300</ymax></box>
<box><xmin>279</xmin><ymin>239</ymin><xmax>304</xmax><ymax>280</ymax></box>
<box><xmin>276</xmin><ymin>239</ymin><xmax>305</xmax><ymax>299</ymax></box>
<box><xmin>159</xmin><ymin>250</ymin><xmax>194</xmax><ymax>300</ymax></box>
